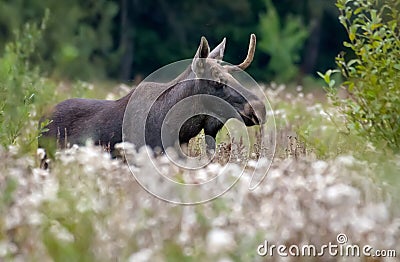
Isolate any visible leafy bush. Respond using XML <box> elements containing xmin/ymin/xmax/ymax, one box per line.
<box><xmin>0</xmin><ymin>13</ymin><xmax>91</xmax><ymax>154</ymax></box>
<box><xmin>258</xmin><ymin>0</ymin><xmax>309</xmax><ymax>82</ymax></box>
<box><xmin>0</xmin><ymin>12</ymin><xmax>55</xmax><ymax>153</ymax></box>
<box><xmin>320</xmin><ymin>0</ymin><xmax>400</xmax><ymax>152</ymax></box>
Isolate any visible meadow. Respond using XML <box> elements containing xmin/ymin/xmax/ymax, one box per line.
<box><xmin>1</xmin><ymin>78</ymin><xmax>399</xmax><ymax>261</ymax></box>
<box><xmin>1</xmin><ymin>1</ymin><xmax>399</xmax><ymax>260</ymax></box>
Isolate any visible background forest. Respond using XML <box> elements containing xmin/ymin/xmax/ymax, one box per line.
<box><xmin>0</xmin><ymin>0</ymin><xmax>345</xmax><ymax>83</ymax></box>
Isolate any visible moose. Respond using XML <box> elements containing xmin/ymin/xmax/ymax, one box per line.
<box><xmin>39</xmin><ymin>34</ymin><xmax>266</xmax><ymax>157</ymax></box>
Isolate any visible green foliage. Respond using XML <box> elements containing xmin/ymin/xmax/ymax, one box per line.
<box><xmin>41</xmin><ymin>195</ymin><xmax>96</xmax><ymax>261</ymax></box>
<box><xmin>162</xmin><ymin>241</ymin><xmax>192</xmax><ymax>262</ymax></box>
<box><xmin>272</xmin><ymin>94</ymin><xmax>366</xmax><ymax>159</ymax></box>
<box><xmin>258</xmin><ymin>0</ymin><xmax>309</xmax><ymax>82</ymax></box>
<box><xmin>0</xmin><ymin>0</ymin><xmax>119</xmax><ymax>80</ymax></box>
<box><xmin>46</xmin><ymin>0</ymin><xmax>119</xmax><ymax>79</ymax></box>
<box><xmin>0</xmin><ymin>13</ymin><xmax>96</xmax><ymax>154</ymax></box>
<box><xmin>0</xmin><ymin>12</ymin><xmax>55</xmax><ymax>152</ymax></box>
<box><xmin>320</xmin><ymin>0</ymin><xmax>400</xmax><ymax>152</ymax></box>
<box><xmin>0</xmin><ymin>0</ymin><xmax>347</xmax><ymax>83</ymax></box>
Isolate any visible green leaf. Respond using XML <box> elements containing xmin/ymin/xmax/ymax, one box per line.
<box><xmin>349</xmin><ymin>33</ymin><xmax>356</xmax><ymax>41</ymax></box>
<box><xmin>317</xmin><ymin>71</ymin><xmax>325</xmax><ymax>79</ymax></box>
<box><xmin>354</xmin><ymin>7</ymin><xmax>363</xmax><ymax>15</ymax></box>
<box><xmin>371</xmin><ymin>23</ymin><xmax>383</xmax><ymax>30</ymax></box>
<box><xmin>329</xmin><ymin>79</ymin><xmax>336</xmax><ymax>88</ymax></box>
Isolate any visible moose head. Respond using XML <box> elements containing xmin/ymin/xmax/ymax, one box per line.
<box><xmin>190</xmin><ymin>34</ymin><xmax>265</xmax><ymax>127</ymax></box>
<box><xmin>39</xmin><ymin>34</ymin><xmax>266</xmax><ymax>157</ymax></box>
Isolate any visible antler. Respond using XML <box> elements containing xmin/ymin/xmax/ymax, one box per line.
<box><xmin>225</xmin><ymin>34</ymin><xmax>256</xmax><ymax>71</ymax></box>
<box><xmin>237</xmin><ymin>34</ymin><xmax>256</xmax><ymax>70</ymax></box>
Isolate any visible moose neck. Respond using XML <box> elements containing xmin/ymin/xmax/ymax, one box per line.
<box><xmin>118</xmin><ymin>65</ymin><xmax>200</xmax><ymax>110</ymax></box>
<box><xmin>154</xmin><ymin>70</ymin><xmax>203</xmax><ymax>110</ymax></box>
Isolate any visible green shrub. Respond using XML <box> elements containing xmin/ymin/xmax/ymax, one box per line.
<box><xmin>258</xmin><ymin>0</ymin><xmax>309</xmax><ymax>83</ymax></box>
<box><xmin>0</xmin><ymin>13</ymin><xmax>53</xmax><ymax>153</ymax></box>
<box><xmin>319</xmin><ymin>0</ymin><xmax>400</xmax><ymax>152</ymax></box>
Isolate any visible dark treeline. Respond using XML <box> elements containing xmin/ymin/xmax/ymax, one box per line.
<box><xmin>0</xmin><ymin>0</ymin><xmax>346</xmax><ymax>83</ymax></box>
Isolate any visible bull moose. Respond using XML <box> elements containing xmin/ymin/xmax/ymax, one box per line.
<box><xmin>39</xmin><ymin>34</ymin><xmax>266</xmax><ymax>156</ymax></box>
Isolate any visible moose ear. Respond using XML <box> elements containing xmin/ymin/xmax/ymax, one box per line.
<box><xmin>208</xmin><ymin>37</ymin><xmax>226</xmax><ymax>60</ymax></box>
<box><xmin>192</xmin><ymin>36</ymin><xmax>210</xmax><ymax>76</ymax></box>
<box><xmin>194</xmin><ymin>36</ymin><xmax>210</xmax><ymax>59</ymax></box>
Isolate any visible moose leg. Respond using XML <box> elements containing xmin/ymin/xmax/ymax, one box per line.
<box><xmin>204</xmin><ymin>117</ymin><xmax>224</xmax><ymax>157</ymax></box>
<box><xmin>204</xmin><ymin>134</ymin><xmax>216</xmax><ymax>154</ymax></box>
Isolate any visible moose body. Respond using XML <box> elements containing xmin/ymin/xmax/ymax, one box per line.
<box><xmin>40</xmin><ymin>34</ymin><xmax>266</xmax><ymax>154</ymax></box>
<box><xmin>41</xmin><ymin>97</ymin><xmax>127</xmax><ymax>149</ymax></box>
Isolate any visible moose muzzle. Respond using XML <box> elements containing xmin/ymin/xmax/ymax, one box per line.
<box><xmin>241</xmin><ymin>100</ymin><xmax>266</xmax><ymax>126</ymax></box>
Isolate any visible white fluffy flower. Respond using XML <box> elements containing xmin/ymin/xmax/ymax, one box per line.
<box><xmin>207</xmin><ymin>228</ymin><xmax>236</xmax><ymax>254</ymax></box>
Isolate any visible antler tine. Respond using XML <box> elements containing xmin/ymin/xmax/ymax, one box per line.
<box><xmin>238</xmin><ymin>33</ymin><xmax>256</xmax><ymax>70</ymax></box>
<box><xmin>225</xmin><ymin>34</ymin><xmax>256</xmax><ymax>72</ymax></box>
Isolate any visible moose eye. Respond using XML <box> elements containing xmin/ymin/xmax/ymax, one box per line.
<box><xmin>217</xmin><ymin>80</ymin><xmax>227</xmax><ymax>90</ymax></box>
<box><xmin>213</xmin><ymin>75</ymin><xmax>226</xmax><ymax>88</ymax></box>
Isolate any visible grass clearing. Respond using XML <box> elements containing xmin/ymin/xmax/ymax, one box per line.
<box><xmin>1</xmin><ymin>80</ymin><xmax>399</xmax><ymax>261</ymax></box>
